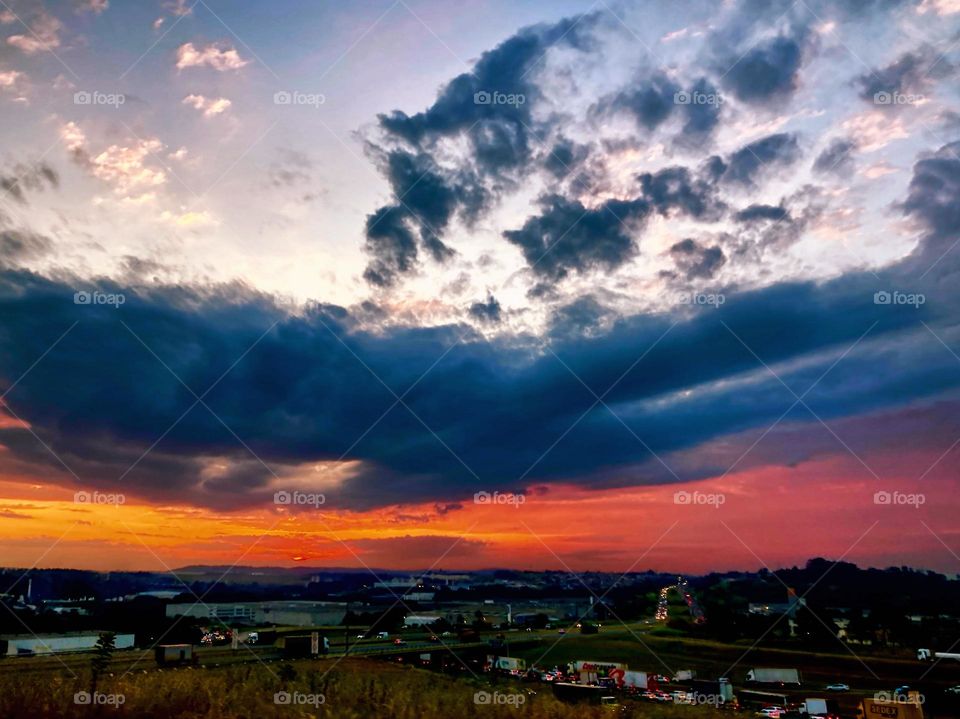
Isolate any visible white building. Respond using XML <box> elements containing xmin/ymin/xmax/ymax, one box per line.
<box><xmin>165</xmin><ymin>600</ymin><xmax>347</xmax><ymax>627</ymax></box>
<box><xmin>404</xmin><ymin>615</ymin><xmax>441</xmax><ymax>627</ymax></box>
<box><xmin>1</xmin><ymin>633</ymin><xmax>135</xmax><ymax>656</ymax></box>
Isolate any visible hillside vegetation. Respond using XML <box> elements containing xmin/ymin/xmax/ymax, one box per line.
<box><xmin>0</xmin><ymin>657</ymin><xmax>729</xmax><ymax>719</ymax></box>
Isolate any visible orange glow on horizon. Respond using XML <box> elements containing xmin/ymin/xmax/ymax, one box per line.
<box><xmin>0</xmin><ymin>442</ymin><xmax>956</xmax><ymax>575</ymax></box>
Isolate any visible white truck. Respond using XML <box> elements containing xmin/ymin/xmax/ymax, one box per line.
<box><xmin>674</xmin><ymin>669</ymin><xmax>697</xmax><ymax>681</ymax></box>
<box><xmin>746</xmin><ymin>667</ymin><xmax>802</xmax><ymax>687</ymax></box>
<box><xmin>918</xmin><ymin>648</ymin><xmax>960</xmax><ymax>662</ymax></box>
<box><xmin>487</xmin><ymin>655</ymin><xmax>526</xmax><ymax>671</ymax></box>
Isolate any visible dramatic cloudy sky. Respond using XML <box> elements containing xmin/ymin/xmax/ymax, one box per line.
<box><xmin>1</xmin><ymin>0</ymin><xmax>960</xmax><ymax>573</ymax></box>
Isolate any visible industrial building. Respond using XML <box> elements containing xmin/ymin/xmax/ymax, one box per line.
<box><xmin>0</xmin><ymin>632</ymin><xmax>135</xmax><ymax>656</ymax></box>
<box><xmin>165</xmin><ymin>600</ymin><xmax>347</xmax><ymax>627</ymax></box>
<box><xmin>404</xmin><ymin>615</ymin><xmax>442</xmax><ymax>627</ymax></box>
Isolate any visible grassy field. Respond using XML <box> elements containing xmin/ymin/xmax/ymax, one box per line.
<box><xmin>0</xmin><ymin>656</ymin><xmax>731</xmax><ymax>719</ymax></box>
<box><xmin>4</xmin><ymin>623</ymin><xmax>960</xmax><ymax>717</ymax></box>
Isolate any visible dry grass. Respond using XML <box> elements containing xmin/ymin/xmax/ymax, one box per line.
<box><xmin>0</xmin><ymin>657</ymin><xmax>731</xmax><ymax>719</ymax></box>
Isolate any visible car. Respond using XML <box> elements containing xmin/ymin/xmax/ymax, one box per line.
<box><xmin>393</xmin><ymin>638</ymin><xmax>406</xmax><ymax>645</ymax></box>
<box><xmin>652</xmin><ymin>674</ymin><xmax>671</xmax><ymax>684</ymax></box>
<box><xmin>757</xmin><ymin>707</ymin><xmax>784</xmax><ymax>718</ymax></box>
<box><xmin>825</xmin><ymin>684</ymin><xmax>850</xmax><ymax>692</ymax></box>
<box><xmin>640</xmin><ymin>690</ymin><xmax>672</xmax><ymax>702</ymax></box>
<box><xmin>558</xmin><ymin>628</ymin><xmax>566</xmax><ymax>634</ymax></box>
<box><xmin>945</xmin><ymin>686</ymin><xmax>960</xmax><ymax>696</ymax></box>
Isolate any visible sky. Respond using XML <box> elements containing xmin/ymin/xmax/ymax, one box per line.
<box><xmin>1</xmin><ymin>0</ymin><xmax>960</xmax><ymax>575</ymax></box>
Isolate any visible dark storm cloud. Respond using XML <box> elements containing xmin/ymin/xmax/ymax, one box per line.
<box><xmin>377</xmin><ymin>13</ymin><xmax>595</xmax><ymax>156</ymax></box>
<box><xmin>596</xmin><ymin>71</ymin><xmax>679</xmax><ymax>131</ymax></box>
<box><xmin>668</xmin><ymin>238</ymin><xmax>727</xmax><ymax>279</ymax></box>
<box><xmin>0</xmin><ymin>161</ymin><xmax>59</xmax><ymax>205</ymax></box>
<box><xmin>544</xmin><ymin>137</ymin><xmax>591</xmax><ymax>179</ymax></box>
<box><xmin>547</xmin><ymin>295</ymin><xmax>620</xmax><ymax>340</ymax></box>
<box><xmin>719</xmin><ymin>34</ymin><xmax>805</xmax><ymax>104</ymax></box>
<box><xmin>363</xmin><ymin>205</ymin><xmax>418</xmax><ymax>287</ymax></box>
<box><xmin>857</xmin><ymin>45</ymin><xmax>955</xmax><ymax>103</ymax></box>
<box><xmin>1</xmin><ymin>223</ymin><xmax>957</xmax><ymax>512</ymax></box>
<box><xmin>2</xmin><ymin>135</ymin><xmax>960</xmax><ymax>512</ymax></box>
<box><xmin>382</xmin><ymin>149</ymin><xmax>458</xmax><ymax>259</ymax></box>
<box><xmin>813</xmin><ymin>138</ymin><xmax>856</xmax><ymax>176</ymax></box>
<box><xmin>501</xmin><ymin>162</ymin><xmax>730</xmax><ymax>285</ymax></box>
<box><xmin>720</xmin><ymin>133</ymin><xmax>801</xmax><ymax>186</ymax></box>
<box><xmin>724</xmin><ymin>186</ymin><xmax>824</xmax><ymax>259</ymax></box>
<box><xmin>0</xmin><ymin>229</ymin><xmax>53</xmax><ymax>266</ymax></box>
<box><xmin>638</xmin><ymin>165</ymin><xmax>725</xmax><ymax>220</ymax></box>
<box><xmin>503</xmin><ymin>194</ymin><xmax>650</xmax><ymax>282</ymax></box>
<box><xmin>468</xmin><ymin>294</ymin><xmax>502</xmax><ymax>324</ymax></box>
<box><xmin>362</xmin><ymin>148</ymin><xmax>495</xmax><ymax>284</ymax></box>
<box><xmin>900</xmin><ymin>140</ymin><xmax>960</xmax><ymax>264</ymax></box>
<box><xmin>365</xmin><ymin>12</ymin><xmax>599</xmax><ymax>286</ymax></box>
<box><xmin>734</xmin><ymin>203</ymin><xmax>789</xmax><ymax>223</ymax></box>
<box><xmin>676</xmin><ymin>77</ymin><xmax>723</xmax><ymax>143</ymax></box>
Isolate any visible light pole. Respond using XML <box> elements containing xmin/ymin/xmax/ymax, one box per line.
<box><xmin>344</xmin><ymin>601</ymin><xmax>350</xmax><ymax>656</ymax></box>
